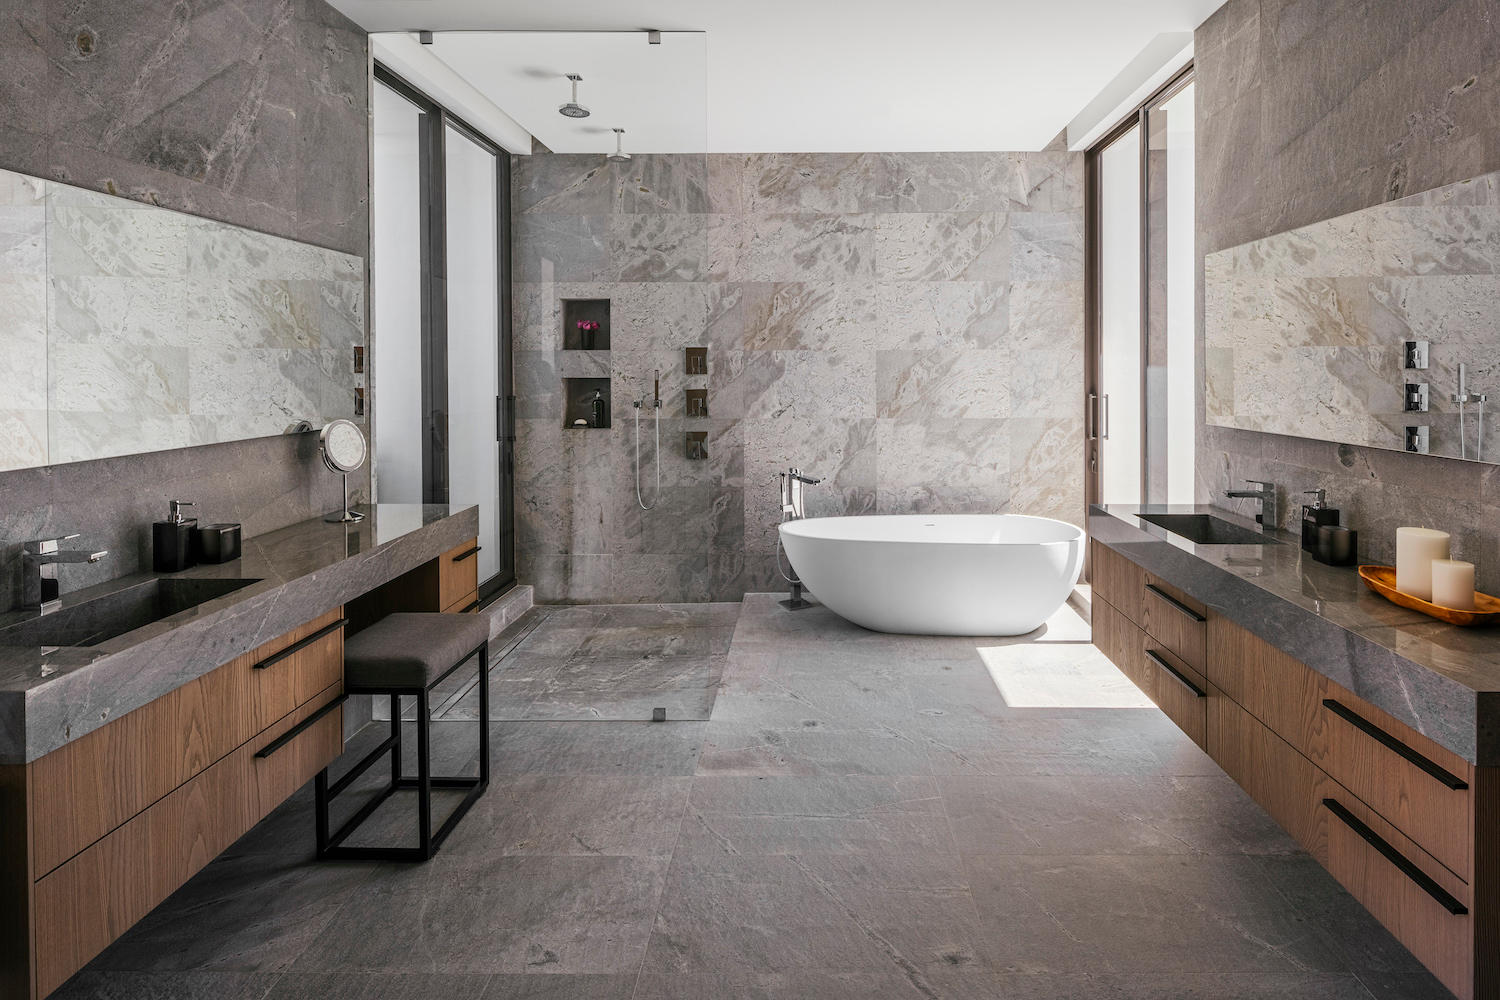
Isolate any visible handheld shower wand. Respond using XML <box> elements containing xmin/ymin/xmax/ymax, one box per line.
<box><xmin>634</xmin><ymin>369</ymin><xmax>663</xmax><ymax>511</ymax></box>
<box><xmin>1452</xmin><ymin>363</ymin><xmax>1488</xmax><ymax>462</ymax></box>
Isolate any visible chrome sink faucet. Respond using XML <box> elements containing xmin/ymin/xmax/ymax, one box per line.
<box><xmin>23</xmin><ymin>534</ymin><xmax>109</xmax><ymax>614</ymax></box>
<box><xmin>1224</xmin><ymin>480</ymin><xmax>1278</xmax><ymax>529</ymax></box>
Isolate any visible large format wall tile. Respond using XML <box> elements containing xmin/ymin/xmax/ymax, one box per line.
<box><xmin>515</xmin><ymin>150</ymin><xmax>1085</xmax><ymax>603</ymax></box>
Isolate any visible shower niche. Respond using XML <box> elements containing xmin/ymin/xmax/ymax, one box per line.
<box><xmin>562</xmin><ymin>298</ymin><xmax>610</xmax><ymax>351</ymax></box>
<box><xmin>563</xmin><ymin>378</ymin><xmax>611</xmax><ymax>429</ymax></box>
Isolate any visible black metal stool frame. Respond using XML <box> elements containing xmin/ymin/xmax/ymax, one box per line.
<box><xmin>315</xmin><ymin>640</ymin><xmax>489</xmax><ymax>862</ymax></box>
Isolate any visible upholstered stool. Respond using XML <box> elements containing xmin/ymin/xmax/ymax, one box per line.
<box><xmin>315</xmin><ymin>612</ymin><xmax>491</xmax><ymax>861</ymax></box>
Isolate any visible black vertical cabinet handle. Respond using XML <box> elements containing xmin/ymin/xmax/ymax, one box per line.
<box><xmin>1144</xmin><ymin>649</ymin><xmax>1206</xmax><ymax>698</ymax></box>
<box><xmin>1144</xmin><ymin>584</ymin><xmax>1207</xmax><ymax>622</ymax></box>
<box><xmin>1321</xmin><ymin>699</ymin><xmax>1467</xmax><ymax>790</ymax></box>
<box><xmin>1321</xmin><ymin>799</ymin><xmax>1467</xmax><ymax>915</ymax></box>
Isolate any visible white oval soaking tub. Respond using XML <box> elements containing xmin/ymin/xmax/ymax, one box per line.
<box><xmin>778</xmin><ymin>514</ymin><xmax>1085</xmax><ymax>636</ymax></box>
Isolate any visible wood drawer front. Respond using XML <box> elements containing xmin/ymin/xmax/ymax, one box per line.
<box><xmin>1209</xmin><ymin>616</ymin><xmax>1472</xmax><ymax>878</ymax></box>
<box><xmin>30</xmin><ymin>689</ymin><xmax>342</xmax><ymax>999</ymax></box>
<box><xmin>1094</xmin><ymin>600</ymin><xmax>1206</xmax><ymax>749</ymax></box>
<box><xmin>1140</xmin><ymin>575</ymin><xmax>1207</xmax><ymax>673</ymax></box>
<box><xmin>243</xmin><ymin>607</ymin><xmax>345</xmax><ymax>731</ymax></box>
<box><xmin>28</xmin><ymin>609</ymin><xmax>344</xmax><ymax>879</ymax></box>
<box><xmin>1209</xmin><ymin>695</ymin><xmax>1472</xmax><ymax>999</ymax></box>
<box><xmin>443</xmin><ymin>589</ymin><xmax>480</xmax><ymax>614</ymax></box>
<box><xmin>439</xmin><ymin>538</ymin><xmax>481</xmax><ymax>610</ymax></box>
<box><xmin>1090</xmin><ymin>539</ymin><xmax>1145</xmax><ymax>623</ymax></box>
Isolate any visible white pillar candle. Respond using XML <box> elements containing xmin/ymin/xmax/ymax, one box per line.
<box><xmin>1395</xmin><ymin>527</ymin><xmax>1451</xmax><ymax>600</ymax></box>
<box><xmin>1431</xmin><ymin>559</ymin><xmax>1476</xmax><ymax>611</ymax></box>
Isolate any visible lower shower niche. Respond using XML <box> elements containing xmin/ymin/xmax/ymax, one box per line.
<box><xmin>563</xmin><ymin>378</ymin><xmax>611</xmax><ymax>429</ymax></box>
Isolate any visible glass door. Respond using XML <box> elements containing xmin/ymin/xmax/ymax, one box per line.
<box><xmin>371</xmin><ymin>67</ymin><xmax>515</xmax><ymax>599</ymax></box>
<box><xmin>1086</xmin><ymin>66</ymin><xmax>1195</xmax><ymax>510</ymax></box>
<box><xmin>444</xmin><ymin>121</ymin><xmax>507</xmax><ymax>592</ymax></box>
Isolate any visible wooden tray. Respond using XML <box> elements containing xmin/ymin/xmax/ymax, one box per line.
<box><xmin>1358</xmin><ymin>565</ymin><xmax>1500</xmax><ymax>627</ymax></box>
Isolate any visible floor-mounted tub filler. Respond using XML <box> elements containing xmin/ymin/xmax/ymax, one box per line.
<box><xmin>778</xmin><ymin>514</ymin><xmax>1085</xmax><ymax>636</ymax></box>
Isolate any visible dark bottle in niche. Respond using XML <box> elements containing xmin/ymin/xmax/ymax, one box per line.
<box><xmin>1300</xmin><ymin>489</ymin><xmax>1339</xmax><ymax>553</ymax></box>
<box><xmin>591</xmin><ymin>390</ymin><xmax>606</xmax><ymax>428</ymax></box>
<box><xmin>153</xmin><ymin>499</ymin><xmax>198</xmax><ymax>573</ymax></box>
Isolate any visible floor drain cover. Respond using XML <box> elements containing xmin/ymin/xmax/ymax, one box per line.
<box><xmin>652</xmin><ymin>707</ymin><xmax>666</xmax><ymax>722</ymax></box>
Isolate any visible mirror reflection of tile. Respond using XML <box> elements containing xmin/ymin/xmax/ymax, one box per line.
<box><xmin>0</xmin><ymin>167</ymin><xmax>365</xmax><ymax>473</ymax></box>
<box><xmin>1205</xmin><ymin>169</ymin><xmax>1499</xmax><ymax>465</ymax></box>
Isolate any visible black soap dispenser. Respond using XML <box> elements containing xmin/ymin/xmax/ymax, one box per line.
<box><xmin>1300</xmin><ymin>489</ymin><xmax>1339</xmax><ymax>553</ymax></box>
<box><xmin>590</xmin><ymin>389</ymin><xmax>606</xmax><ymax>428</ymax></box>
<box><xmin>153</xmin><ymin>499</ymin><xmax>198</xmax><ymax>573</ymax></box>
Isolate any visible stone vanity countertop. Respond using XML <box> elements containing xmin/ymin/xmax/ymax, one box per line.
<box><xmin>1091</xmin><ymin>504</ymin><xmax>1500</xmax><ymax>766</ymax></box>
<box><xmin>0</xmin><ymin>503</ymin><xmax>479</xmax><ymax>765</ymax></box>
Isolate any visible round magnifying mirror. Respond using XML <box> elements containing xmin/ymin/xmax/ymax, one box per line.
<box><xmin>319</xmin><ymin>419</ymin><xmax>367</xmax><ymax>522</ymax></box>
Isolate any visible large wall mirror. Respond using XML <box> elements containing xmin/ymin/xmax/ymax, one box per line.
<box><xmin>1206</xmin><ymin>169</ymin><xmax>1499</xmax><ymax>464</ymax></box>
<box><xmin>0</xmin><ymin>167</ymin><xmax>365</xmax><ymax>473</ymax></box>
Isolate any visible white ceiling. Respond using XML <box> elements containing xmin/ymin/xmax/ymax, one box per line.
<box><xmin>330</xmin><ymin>0</ymin><xmax>1228</xmax><ymax>152</ymax></box>
<box><xmin>426</xmin><ymin>32</ymin><xmax>708</xmax><ymax>154</ymax></box>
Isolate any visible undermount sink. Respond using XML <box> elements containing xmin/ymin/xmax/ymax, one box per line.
<box><xmin>1137</xmin><ymin>513</ymin><xmax>1278</xmax><ymax>546</ymax></box>
<box><xmin>0</xmin><ymin>577</ymin><xmax>261</xmax><ymax>648</ymax></box>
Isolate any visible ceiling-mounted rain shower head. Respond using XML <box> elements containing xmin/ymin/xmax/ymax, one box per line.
<box><xmin>607</xmin><ymin>128</ymin><xmax>630</xmax><ymax>163</ymax></box>
<box><xmin>558</xmin><ymin>73</ymin><xmax>590</xmax><ymax>118</ymax></box>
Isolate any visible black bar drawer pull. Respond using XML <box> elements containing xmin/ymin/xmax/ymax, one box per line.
<box><xmin>451</xmin><ymin>546</ymin><xmax>482</xmax><ymax>563</ymax></box>
<box><xmin>256</xmin><ymin>694</ymin><xmax>347</xmax><ymax>759</ymax></box>
<box><xmin>1145</xmin><ymin>583</ymin><xmax>1206</xmax><ymax>623</ymax></box>
<box><xmin>1145</xmin><ymin>649</ymin><xmax>1206</xmax><ymax>698</ymax></box>
<box><xmin>253</xmin><ymin>618</ymin><xmax>347</xmax><ymax>670</ymax></box>
<box><xmin>1321</xmin><ymin>798</ymin><xmax>1467</xmax><ymax>915</ymax></box>
<box><xmin>1321</xmin><ymin>699</ymin><xmax>1467</xmax><ymax>790</ymax></box>
<box><xmin>460</xmin><ymin>599</ymin><xmax>481</xmax><ymax>614</ymax></box>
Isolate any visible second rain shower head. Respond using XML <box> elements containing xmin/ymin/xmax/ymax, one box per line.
<box><xmin>607</xmin><ymin>128</ymin><xmax>630</xmax><ymax>163</ymax></box>
<box><xmin>558</xmin><ymin>73</ymin><xmax>590</xmax><ymax>118</ymax></box>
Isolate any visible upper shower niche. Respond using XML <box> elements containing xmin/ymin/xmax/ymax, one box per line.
<box><xmin>1205</xmin><ymin>169</ymin><xmax>1500</xmax><ymax>465</ymax></box>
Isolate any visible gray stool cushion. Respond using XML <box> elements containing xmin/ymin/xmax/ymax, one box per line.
<box><xmin>344</xmin><ymin>613</ymin><xmax>490</xmax><ymax>691</ymax></box>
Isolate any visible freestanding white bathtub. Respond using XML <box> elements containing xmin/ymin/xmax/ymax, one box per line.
<box><xmin>778</xmin><ymin>514</ymin><xmax>1085</xmax><ymax>636</ymax></box>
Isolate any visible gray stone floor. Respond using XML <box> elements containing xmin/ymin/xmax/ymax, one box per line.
<box><xmin>56</xmin><ymin>595</ymin><xmax>1454</xmax><ymax>999</ymax></box>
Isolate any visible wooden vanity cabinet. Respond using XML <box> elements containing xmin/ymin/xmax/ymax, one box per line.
<box><xmin>0</xmin><ymin>609</ymin><xmax>347</xmax><ymax>1000</ymax></box>
<box><xmin>345</xmin><ymin>536</ymin><xmax>482</xmax><ymax>632</ymax></box>
<box><xmin>1090</xmin><ymin>539</ymin><xmax>1499</xmax><ymax>1000</ymax></box>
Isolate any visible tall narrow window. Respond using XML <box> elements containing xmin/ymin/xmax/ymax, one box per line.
<box><xmin>1086</xmin><ymin>67</ymin><xmax>1195</xmax><ymax>510</ymax></box>
<box><xmin>371</xmin><ymin>68</ymin><xmax>515</xmax><ymax>599</ymax></box>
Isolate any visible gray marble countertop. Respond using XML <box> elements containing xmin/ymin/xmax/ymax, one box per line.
<box><xmin>0</xmin><ymin>503</ymin><xmax>479</xmax><ymax>765</ymax></box>
<box><xmin>1090</xmin><ymin>503</ymin><xmax>1500</xmax><ymax>765</ymax></box>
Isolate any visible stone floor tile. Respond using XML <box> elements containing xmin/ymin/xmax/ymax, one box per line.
<box><xmin>964</xmin><ymin>854</ymin><xmax>1352</xmax><ymax>975</ymax></box>
<box><xmin>291</xmin><ymin>856</ymin><xmax>668</xmax><ymax>974</ymax></box>
<box><xmin>264</xmin><ymin>972</ymin><xmax>491</xmax><ymax>999</ymax></box>
<box><xmin>674</xmin><ymin>775</ymin><xmax>956</xmax><ymax>859</ymax></box>
<box><xmin>941</xmin><ymin>774</ymin><xmax>1299</xmax><ymax>856</ymax></box>
<box><xmin>435</xmin><ymin>775</ymin><xmax>692</xmax><ymax>859</ymax></box>
<box><xmin>47</xmin><ymin>971</ymin><xmax>282</xmax><ymax>1000</ymax></box>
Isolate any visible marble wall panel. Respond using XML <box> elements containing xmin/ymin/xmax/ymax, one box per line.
<box><xmin>514</xmin><ymin>151</ymin><xmax>1084</xmax><ymax>603</ymax></box>
<box><xmin>1197</xmin><ymin>0</ymin><xmax>1500</xmax><ymax>586</ymax></box>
